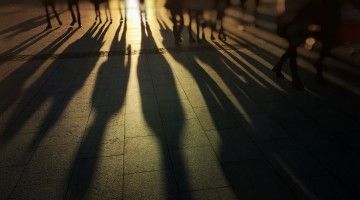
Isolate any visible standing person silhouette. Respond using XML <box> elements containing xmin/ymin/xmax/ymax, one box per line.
<box><xmin>67</xmin><ymin>0</ymin><xmax>82</xmax><ymax>27</ymax></box>
<box><xmin>91</xmin><ymin>0</ymin><xmax>112</xmax><ymax>23</ymax></box>
<box><xmin>41</xmin><ymin>0</ymin><xmax>62</xmax><ymax>29</ymax></box>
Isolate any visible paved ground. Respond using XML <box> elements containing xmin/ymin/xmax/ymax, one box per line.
<box><xmin>0</xmin><ymin>0</ymin><xmax>359</xmax><ymax>199</ymax></box>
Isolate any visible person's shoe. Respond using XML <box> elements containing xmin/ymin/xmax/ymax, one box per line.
<box><xmin>70</xmin><ymin>20</ymin><xmax>76</xmax><ymax>26</ymax></box>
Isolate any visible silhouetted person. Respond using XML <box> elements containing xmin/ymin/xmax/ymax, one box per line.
<box><xmin>91</xmin><ymin>0</ymin><xmax>112</xmax><ymax>23</ymax></box>
<box><xmin>240</xmin><ymin>0</ymin><xmax>260</xmax><ymax>25</ymax></box>
<box><xmin>273</xmin><ymin>0</ymin><xmax>351</xmax><ymax>89</ymax></box>
<box><xmin>273</xmin><ymin>0</ymin><xmax>322</xmax><ymax>89</ymax></box>
<box><xmin>67</xmin><ymin>0</ymin><xmax>81</xmax><ymax>27</ymax></box>
<box><xmin>42</xmin><ymin>0</ymin><xmax>62</xmax><ymax>29</ymax></box>
<box><xmin>166</xmin><ymin>0</ymin><xmax>184</xmax><ymax>44</ymax></box>
<box><xmin>118</xmin><ymin>0</ymin><xmax>125</xmax><ymax>21</ymax></box>
<box><xmin>211</xmin><ymin>0</ymin><xmax>230</xmax><ymax>41</ymax></box>
<box><xmin>185</xmin><ymin>0</ymin><xmax>207</xmax><ymax>43</ymax></box>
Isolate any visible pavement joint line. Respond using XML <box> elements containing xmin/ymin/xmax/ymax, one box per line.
<box><xmin>0</xmin><ymin>43</ymin><xmax>244</xmax><ymax>62</ymax></box>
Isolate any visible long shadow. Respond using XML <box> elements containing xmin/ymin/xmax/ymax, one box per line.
<box><xmin>66</xmin><ymin>20</ymin><xmax>130</xmax><ymax>198</ymax></box>
<box><xmin>136</xmin><ymin>10</ymin><xmax>189</xmax><ymax>198</ymax></box>
<box><xmin>0</xmin><ymin>28</ymin><xmax>56</xmax><ymax>60</ymax></box>
<box><xmin>0</xmin><ymin>15</ymin><xmax>44</xmax><ymax>36</ymax></box>
<box><xmin>0</xmin><ymin>22</ymin><xmax>110</xmax><ymax>152</ymax></box>
<box><xmin>157</xmin><ymin>16</ymin><xmax>310</xmax><ymax>198</ymax></box>
<box><xmin>162</xmin><ymin>12</ymin><xmax>360</xmax><ymax>198</ymax></box>
<box><xmin>0</xmin><ymin>27</ymin><xmax>76</xmax><ymax>134</ymax></box>
<box><xmin>0</xmin><ymin>11</ymin><xmax>65</xmax><ymax>38</ymax></box>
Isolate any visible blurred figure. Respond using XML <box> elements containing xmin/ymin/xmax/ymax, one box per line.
<box><xmin>240</xmin><ymin>0</ymin><xmax>260</xmax><ymax>25</ymax></box>
<box><xmin>118</xmin><ymin>0</ymin><xmax>125</xmax><ymax>21</ymax></box>
<box><xmin>41</xmin><ymin>0</ymin><xmax>62</xmax><ymax>29</ymax></box>
<box><xmin>211</xmin><ymin>0</ymin><xmax>230</xmax><ymax>41</ymax></box>
<box><xmin>67</xmin><ymin>0</ymin><xmax>81</xmax><ymax>27</ymax></box>
<box><xmin>185</xmin><ymin>0</ymin><xmax>211</xmax><ymax>43</ymax></box>
<box><xmin>165</xmin><ymin>0</ymin><xmax>184</xmax><ymax>44</ymax></box>
<box><xmin>272</xmin><ymin>0</ymin><xmax>357</xmax><ymax>89</ymax></box>
<box><xmin>91</xmin><ymin>0</ymin><xmax>112</xmax><ymax>23</ymax></box>
<box><xmin>139</xmin><ymin>0</ymin><xmax>146</xmax><ymax>20</ymax></box>
<box><xmin>273</xmin><ymin>0</ymin><xmax>322</xmax><ymax>89</ymax></box>
<box><xmin>240</xmin><ymin>0</ymin><xmax>246</xmax><ymax>12</ymax></box>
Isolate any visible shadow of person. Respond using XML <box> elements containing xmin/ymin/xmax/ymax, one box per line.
<box><xmin>0</xmin><ymin>28</ymin><xmax>57</xmax><ymax>62</ymax></box>
<box><xmin>156</xmin><ymin>15</ymin><xmax>303</xmax><ymax>198</ymax></box>
<box><xmin>134</xmin><ymin>9</ymin><xmax>190</xmax><ymax>198</ymax></box>
<box><xmin>0</xmin><ymin>12</ymin><xmax>64</xmax><ymax>38</ymax></box>
<box><xmin>65</xmin><ymin>20</ymin><xmax>130</xmax><ymax>199</ymax></box>
<box><xmin>42</xmin><ymin>0</ymin><xmax>63</xmax><ymax>29</ymax></box>
<box><xmin>1</xmin><ymin>22</ymin><xmax>110</xmax><ymax>153</ymax></box>
<box><xmin>0</xmin><ymin>27</ymin><xmax>76</xmax><ymax>138</ymax></box>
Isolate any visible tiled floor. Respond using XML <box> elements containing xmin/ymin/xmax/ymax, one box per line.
<box><xmin>0</xmin><ymin>0</ymin><xmax>359</xmax><ymax>199</ymax></box>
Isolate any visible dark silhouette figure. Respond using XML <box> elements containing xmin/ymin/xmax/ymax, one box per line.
<box><xmin>273</xmin><ymin>0</ymin><xmax>360</xmax><ymax>90</ymax></box>
<box><xmin>160</xmin><ymin>19</ymin><xmax>303</xmax><ymax>199</ymax></box>
<box><xmin>66</xmin><ymin>21</ymin><xmax>129</xmax><ymax>199</ymax></box>
<box><xmin>187</xmin><ymin>7</ymin><xmax>204</xmax><ymax>43</ymax></box>
<box><xmin>272</xmin><ymin>0</ymin><xmax>344</xmax><ymax>90</ymax></box>
<box><xmin>91</xmin><ymin>0</ymin><xmax>112</xmax><ymax>23</ymax></box>
<box><xmin>0</xmin><ymin>14</ymin><xmax>64</xmax><ymax>38</ymax></box>
<box><xmin>137</xmin><ymin>10</ymin><xmax>190</xmax><ymax>197</ymax></box>
<box><xmin>42</xmin><ymin>0</ymin><xmax>62</xmax><ymax>29</ymax></box>
<box><xmin>0</xmin><ymin>22</ymin><xmax>110</xmax><ymax>153</ymax></box>
<box><xmin>67</xmin><ymin>0</ymin><xmax>82</xmax><ymax>27</ymax></box>
<box><xmin>118</xmin><ymin>0</ymin><xmax>125</xmax><ymax>21</ymax></box>
<box><xmin>211</xmin><ymin>0</ymin><xmax>230</xmax><ymax>41</ymax></box>
<box><xmin>165</xmin><ymin>0</ymin><xmax>184</xmax><ymax>45</ymax></box>
<box><xmin>0</xmin><ymin>28</ymin><xmax>61</xmax><ymax>117</ymax></box>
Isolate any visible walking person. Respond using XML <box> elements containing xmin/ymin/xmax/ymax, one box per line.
<box><xmin>42</xmin><ymin>0</ymin><xmax>62</xmax><ymax>29</ymax></box>
<box><xmin>67</xmin><ymin>0</ymin><xmax>82</xmax><ymax>27</ymax></box>
<box><xmin>91</xmin><ymin>0</ymin><xmax>112</xmax><ymax>23</ymax></box>
<box><xmin>166</xmin><ymin>0</ymin><xmax>184</xmax><ymax>44</ymax></box>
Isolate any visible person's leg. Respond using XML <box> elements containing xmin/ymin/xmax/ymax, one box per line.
<box><xmin>195</xmin><ymin>11</ymin><xmax>201</xmax><ymax>42</ymax></box>
<box><xmin>44</xmin><ymin>4</ymin><xmax>52</xmax><ymax>29</ymax></box>
<box><xmin>272</xmin><ymin>47</ymin><xmax>291</xmax><ymax>78</ymax></box>
<box><xmin>106</xmin><ymin>1</ymin><xmax>112</xmax><ymax>23</ymax></box>
<box><xmin>188</xmin><ymin>11</ymin><xmax>195</xmax><ymax>43</ymax></box>
<box><xmin>94</xmin><ymin>3</ymin><xmax>101</xmax><ymax>22</ymax></box>
<box><xmin>218</xmin><ymin>11</ymin><xmax>226</xmax><ymax>41</ymax></box>
<box><xmin>315</xmin><ymin>44</ymin><xmax>331</xmax><ymax>83</ymax></box>
<box><xmin>289</xmin><ymin>45</ymin><xmax>304</xmax><ymax>90</ymax></box>
<box><xmin>68</xmin><ymin>2</ymin><xmax>76</xmax><ymax>26</ymax></box>
<box><xmin>51</xmin><ymin>2</ymin><xmax>62</xmax><ymax>25</ymax></box>
<box><xmin>211</xmin><ymin>17</ymin><xmax>216</xmax><ymax>40</ymax></box>
<box><xmin>75</xmin><ymin>1</ymin><xmax>82</xmax><ymax>26</ymax></box>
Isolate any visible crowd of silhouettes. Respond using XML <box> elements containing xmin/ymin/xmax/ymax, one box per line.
<box><xmin>165</xmin><ymin>0</ymin><xmax>231</xmax><ymax>45</ymax></box>
<box><xmin>41</xmin><ymin>0</ymin><xmax>114</xmax><ymax>29</ymax></box>
<box><xmin>273</xmin><ymin>0</ymin><xmax>360</xmax><ymax>90</ymax></box>
<box><xmin>164</xmin><ymin>0</ymin><xmax>359</xmax><ymax>89</ymax></box>
<box><xmin>37</xmin><ymin>0</ymin><xmax>360</xmax><ymax>90</ymax></box>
